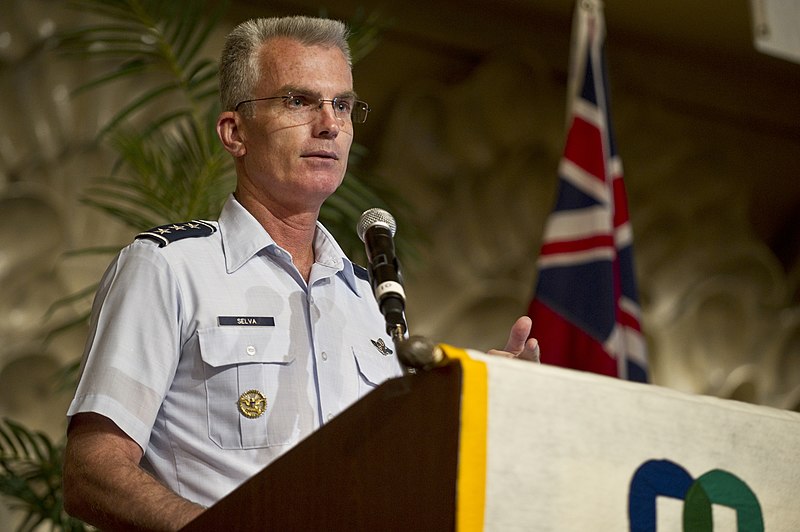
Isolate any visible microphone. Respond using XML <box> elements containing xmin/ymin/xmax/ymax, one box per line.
<box><xmin>357</xmin><ymin>208</ymin><xmax>407</xmax><ymax>337</ymax></box>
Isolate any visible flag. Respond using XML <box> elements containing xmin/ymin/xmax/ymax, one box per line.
<box><xmin>528</xmin><ymin>0</ymin><xmax>648</xmax><ymax>382</ymax></box>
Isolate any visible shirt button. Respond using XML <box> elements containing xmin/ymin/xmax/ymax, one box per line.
<box><xmin>321</xmin><ymin>351</ymin><xmax>328</xmax><ymax>361</ymax></box>
<box><xmin>327</xmin><ymin>413</ymin><xmax>334</xmax><ymax>422</ymax></box>
<box><xmin>246</xmin><ymin>345</ymin><xmax>256</xmax><ymax>356</ymax></box>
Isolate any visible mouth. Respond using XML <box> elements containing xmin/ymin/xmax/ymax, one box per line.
<box><xmin>301</xmin><ymin>150</ymin><xmax>339</xmax><ymax>161</ymax></box>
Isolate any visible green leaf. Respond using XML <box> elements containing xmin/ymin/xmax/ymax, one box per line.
<box><xmin>62</xmin><ymin>245</ymin><xmax>127</xmax><ymax>257</ymax></box>
<box><xmin>44</xmin><ymin>283</ymin><xmax>99</xmax><ymax>319</ymax></box>
<box><xmin>70</xmin><ymin>59</ymin><xmax>149</xmax><ymax>96</ymax></box>
<box><xmin>0</xmin><ymin>419</ymin><xmax>89</xmax><ymax>530</ymax></box>
<box><xmin>96</xmin><ymin>81</ymin><xmax>180</xmax><ymax>137</ymax></box>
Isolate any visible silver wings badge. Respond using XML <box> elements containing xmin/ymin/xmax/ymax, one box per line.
<box><xmin>371</xmin><ymin>338</ymin><xmax>393</xmax><ymax>356</ymax></box>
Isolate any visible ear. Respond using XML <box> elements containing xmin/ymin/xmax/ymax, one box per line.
<box><xmin>216</xmin><ymin>111</ymin><xmax>247</xmax><ymax>157</ymax></box>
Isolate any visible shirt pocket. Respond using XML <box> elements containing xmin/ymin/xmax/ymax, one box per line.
<box><xmin>351</xmin><ymin>340</ymin><xmax>403</xmax><ymax>398</ymax></box>
<box><xmin>198</xmin><ymin>327</ymin><xmax>300</xmax><ymax>450</ymax></box>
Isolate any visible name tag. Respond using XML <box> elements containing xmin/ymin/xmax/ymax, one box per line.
<box><xmin>218</xmin><ymin>316</ymin><xmax>276</xmax><ymax>327</ymax></box>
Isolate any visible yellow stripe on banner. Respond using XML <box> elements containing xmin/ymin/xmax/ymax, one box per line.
<box><xmin>439</xmin><ymin>344</ymin><xmax>488</xmax><ymax>532</ymax></box>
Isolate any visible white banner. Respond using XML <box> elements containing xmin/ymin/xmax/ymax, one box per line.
<box><xmin>459</xmin><ymin>350</ymin><xmax>800</xmax><ymax>531</ymax></box>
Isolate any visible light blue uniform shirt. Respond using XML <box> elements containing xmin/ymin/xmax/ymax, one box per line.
<box><xmin>68</xmin><ymin>196</ymin><xmax>403</xmax><ymax>506</ymax></box>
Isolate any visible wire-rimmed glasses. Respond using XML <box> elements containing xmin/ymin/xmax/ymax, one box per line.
<box><xmin>234</xmin><ymin>92</ymin><xmax>370</xmax><ymax>124</ymax></box>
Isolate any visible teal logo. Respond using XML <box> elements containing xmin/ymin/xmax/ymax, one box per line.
<box><xmin>628</xmin><ymin>460</ymin><xmax>763</xmax><ymax>531</ymax></box>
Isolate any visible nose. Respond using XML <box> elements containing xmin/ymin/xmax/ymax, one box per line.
<box><xmin>313</xmin><ymin>101</ymin><xmax>341</xmax><ymax>139</ymax></box>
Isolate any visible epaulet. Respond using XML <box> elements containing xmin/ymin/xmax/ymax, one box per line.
<box><xmin>135</xmin><ymin>220</ymin><xmax>216</xmax><ymax>247</ymax></box>
<box><xmin>352</xmin><ymin>263</ymin><xmax>370</xmax><ymax>281</ymax></box>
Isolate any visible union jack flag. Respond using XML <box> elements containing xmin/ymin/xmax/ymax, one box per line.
<box><xmin>528</xmin><ymin>0</ymin><xmax>648</xmax><ymax>382</ymax></box>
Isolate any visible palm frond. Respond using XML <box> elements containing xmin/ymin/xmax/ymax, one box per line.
<box><xmin>66</xmin><ymin>0</ymin><xmax>147</xmax><ymax>24</ymax></box>
<box><xmin>95</xmin><ymin>81</ymin><xmax>181</xmax><ymax>137</ymax></box>
<box><xmin>346</xmin><ymin>8</ymin><xmax>393</xmax><ymax>65</ymax></box>
<box><xmin>0</xmin><ymin>419</ymin><xmax>89</xmax><ymax>531</ymax></box>
<box><xmin>82</xmin><ymin>113</ymin><xmax>234</xmax><ymax>229</ymax></box>
<box><xmin>44</xmin><ymin>312</ymin><xmax>92</xmax><ymax>347</ymax></box>
<box><xmin>80</xmin><ymin>196</ymin><xmax>159</xmax><ymax>230</ymax></box>
<box><xmin>45</xmin><ymin>283</ymin><xmax>99</xmax><ymax>320</ymax></box>
<box><xmin>63</xmin><ymin>245</ymin><xmax>128</xmax><ymax>257</ymax></box>
<box><xmin>58</xmin><ymin>0</ymin><xmax>224</xmax><ymax>137</ymax></box>
<box><xmin>70</xmin><ymin>58</ymin><xmax>149</xmax><ymax>95</ymax></box>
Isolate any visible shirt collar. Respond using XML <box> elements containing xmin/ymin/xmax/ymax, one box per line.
<box><xmin>218</xmin><ymin>195</ymin><xmax>363</xmax><ymax>296</ymax></box>
<box><xmin>313</xmin><ymin>221</ymin><xmax>362</xmax><ymax>296</ymax></box>
<box><xmin>219</xmin><ymin>195</ymin><xmax>275</xmax><ymax>273</ymax></box>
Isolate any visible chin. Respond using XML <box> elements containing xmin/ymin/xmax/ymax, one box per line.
<box><xmin>304</xmin><ymin>175</ymin><xmax>345</xmax><ymax>202</ymax></box>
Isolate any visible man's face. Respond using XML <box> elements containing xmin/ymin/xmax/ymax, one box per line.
<box><xmin>235</xmin><ymin>37</ymin><xmax>355</xmax><ymax>213</ymax></box>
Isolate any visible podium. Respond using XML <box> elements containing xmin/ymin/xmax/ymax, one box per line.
<box><xmin>183</xmin><ymin>347</ymin><xmax>800</xmax><ymax>531</ymax></box>
<box><xmin>182</xmin><ymin>360</ymin><xmax>466</xmax><ymax>531</ymax></box>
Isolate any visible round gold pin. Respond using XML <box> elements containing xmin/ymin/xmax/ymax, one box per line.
<box><xmin>237</xmin><ymin>389</ymin><xmax>267</xmax><ymax>419</ymax></box>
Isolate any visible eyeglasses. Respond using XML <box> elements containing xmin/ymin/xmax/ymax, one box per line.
<box><xmin>234</xmin><ymin>92</ymin><xmax>370</xmax><ymax>124</ymax></box>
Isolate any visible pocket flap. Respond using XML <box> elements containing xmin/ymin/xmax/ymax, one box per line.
<box><xmin>352</xmin><ymin>342</ymin><xmax>403</xmax><ymax>386</ymax></box>
<box><xmin>198</xmin><ymin>327</ymin><xmax>293</xmax><ymax>368</ymax></box>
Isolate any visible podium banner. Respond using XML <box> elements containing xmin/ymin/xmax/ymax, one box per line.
<box><xmin>441</xmin><ymin>346</ymin><xmax>800</xmax><ymax>531</ymax></box>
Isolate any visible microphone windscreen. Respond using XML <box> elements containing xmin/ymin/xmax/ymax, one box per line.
<box><xmin>357</xmin><ymin>208</ymin><xmax>397</xmax><ymax>242</ymax></box>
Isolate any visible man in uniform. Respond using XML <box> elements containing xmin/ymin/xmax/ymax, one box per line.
<box><xmin>62</xmin><ymin>16</ymin><xmax>539</xmax><ymax>530</ymax></box>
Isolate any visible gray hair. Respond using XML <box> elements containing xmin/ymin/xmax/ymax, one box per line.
<box><xmin>219</xmin><ymin>16</ymin><xmax>352</xmax><ymax>112</ymax></box>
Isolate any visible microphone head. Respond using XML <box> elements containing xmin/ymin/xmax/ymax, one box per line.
<box><xmin>357</xmin><ymin>208</ymin><xmax>397</xmax><ymax>242</ymax></box>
